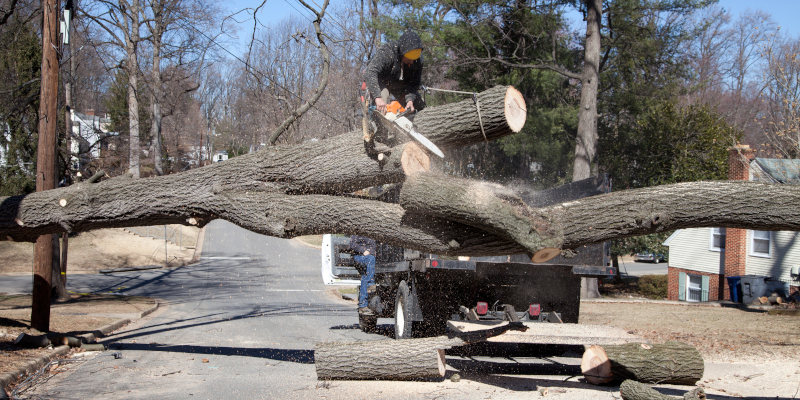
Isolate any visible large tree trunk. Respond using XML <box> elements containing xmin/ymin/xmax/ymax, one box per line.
<box><xmin>581</xmin><ymin>342</ymin><xmax>704</xmax><ymax>385</ymax></box>
<box><xmin>1</xmin><ymin>85</ymin><xmax>799</xmax><ymax>263</ymax></box>
<box><xmin>151</xmin><ymin>16</ymin><xmax>163</xmax><ymax>176</ymax></box>
<box><xmin>574</xmin><ymin>0</ymin><xmax>601</xmax><ymax>181</ymax></box>
<box><xmin>126</xmin><ymin>0</ymin><xmax>141</xmax><ymax>179</ymax></box>
<box><xmin>575</xmin><ymin>0</ymin><xmax>603</xmax><ymax>299</ymax></box>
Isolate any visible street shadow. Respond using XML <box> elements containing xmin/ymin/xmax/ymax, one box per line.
<box><xmin>110</xmin><ymin>342</ymin><xmax>315</xmax><ymax>364</ymax></box>
<box><xmin>103</xmin><ymin>302</ymin><xmax>352</xmax><ymax>345</ymax></box>
<box><xmin>446</xmin><ymin>357</ymin><xmax>581</xmax><ymax>376</ymax></box>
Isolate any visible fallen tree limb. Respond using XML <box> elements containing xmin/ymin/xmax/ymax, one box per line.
<box><xmin>1</xmin><ymin>84</ymin><xmax>799</xmax><ymax>258</ymax></box>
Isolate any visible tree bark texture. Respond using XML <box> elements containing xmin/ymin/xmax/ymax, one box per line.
<box><xmin>619</xmin><ymin>379</ymin><xmax>706</xmax><ymax>400</ymax></box>
<box><xmin>2</xmin><ymin>85</ymin><xmax>800</xmax><ymax>261</ymax></box>
<box><xmin>315</xmin><ymin>337</ymin><xmax>458</xmax><ymax>380</ymax></box>
<box><xmin>582</xmin><ymin>342</ymin><xmax>704</xmax><ymax>385</ymax></box>
<box><xmin>315</xmin><ymin>321</ymin><xmax>528</xmax><ymax>380</ymax></box>
<box><xmin>573</xmin><ymin>0</ymin><xmax>601</xmax><ymax>181</ymax></box>
<box><xmin>126</xmin><ymin>0</ymin><xmax>141</xmax><ymax>179</ymax></box>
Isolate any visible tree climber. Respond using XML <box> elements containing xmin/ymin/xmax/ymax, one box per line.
<box><xmin>364</xmin><ymin>30</ymin><xmax>426</xmax><ymax>115</ymax></box>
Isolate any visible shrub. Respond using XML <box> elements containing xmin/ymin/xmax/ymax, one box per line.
<box><xmin>638</xmin><ymin>275</ymin><xmax>668</xmax><ymax>299</ymax></box>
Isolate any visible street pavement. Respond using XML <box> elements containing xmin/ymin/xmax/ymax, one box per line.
<box><xmin>18</xmin><ymin>220</ymin><xmax>380</xmax><ymax>399</ymax></box>
<box><xmin>10</xmin><ymin>222</ymin><xmax>790</xmax><ymax>399</ymax></box>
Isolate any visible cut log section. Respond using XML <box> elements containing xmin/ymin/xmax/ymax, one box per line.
<box><xmin>619</xmin><ymin>379</ymin><xmax>706</xmax><ymax>400</ymax></box>
<box><xmin>315</xmin><ymin>321</ymin><xmax>528</xmax><ymax>380</ymax></box>
<box><xmin>400</xmin><ymin>142</ymin><xmax>430</xmax><ymax>176</ymax></box>
<box><xmin>315</xmin><ymin>337</ymin><xmax>460</xmax><ymax>380</ymax></box>
<box><xmin>581</xmin><ymin>342</ymin><xmax>704</xmax><ymax>385</ymax></box>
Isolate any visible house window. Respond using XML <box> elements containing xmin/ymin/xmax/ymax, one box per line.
<box><xmin>710</xmin><ymin>227</ymin><xmax>726</xmax><ymax>251</ymax></box>
<box><xmin>750</xmin><ymin>230</ymin><xmax>771</xmax><ymax>257</ymax></box>
<box><xmin>686</xmin><ymin>275</ymin><xmax>703</xmax><ymax>302</ymax></box>
<box><xmin>679</xmin><ymin>272</ymin><xmax>709</xmax><ymax>302</ymax></box>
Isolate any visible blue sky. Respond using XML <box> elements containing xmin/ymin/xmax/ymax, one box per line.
<box><xmin>219</xmin><ymin>0</ymin><xmax>800</xmax><ymax>55</ymax></box>
<box><xmin>717</xmin><ymin>0</ymin><xmax>800</xmax><ymax>37</ymax></box>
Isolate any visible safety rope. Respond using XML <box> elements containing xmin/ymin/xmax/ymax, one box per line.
<box><xmin>422</xmin><ymin>86</ymin><xmax>488</xmax><ymax>142</ymax></box>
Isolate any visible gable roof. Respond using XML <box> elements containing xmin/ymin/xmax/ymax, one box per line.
<box><xmin>752</xmin><ymin>158</ymin><xmax>800</xmax><ymax>184</ymax></box>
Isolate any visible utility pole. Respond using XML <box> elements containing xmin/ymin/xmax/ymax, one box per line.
<box><xmin>58</xmin><ymin>0</ymin><xmax>75</xmax><ymax>299</ymax></box>
<box><xmin>32</xmin><ymin>0</ymin><xmax>60</xmax><ymax>332</ymax></box>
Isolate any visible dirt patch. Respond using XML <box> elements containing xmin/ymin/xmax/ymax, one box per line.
<box><xmin>580</xmin><ymin>301</ymin><xmax>800</xmax><ymax>362</ymax></box>
<box><xmin>0</xmin><ymin>226</ymin><xmax>199</xmax><ymax>275</ymax></box>
<box><xmin>0</xmin><ymin>293</ymin><xmax>156</xmax><ymax>383</ymax></box>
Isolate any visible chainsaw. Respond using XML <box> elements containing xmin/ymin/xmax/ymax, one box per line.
<box><xmin>376</xmin><ymin>101</ymin><xmax>445</xmax><ymax>159</ymax></box>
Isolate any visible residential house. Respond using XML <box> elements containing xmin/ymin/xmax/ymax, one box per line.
<box><xmin>70</xmin><ymin>109</ymin><xmax>117</xmax><ymax>171</ymax></box>
<box><xmin>212</xmin><ymin>150</ymin><xmax>228</xmax><ymax>163</ymax></box>
<box><xmin>665</xmin><ymin>145</ymin><xmax>800</xmax><ymax>302</ymax></box>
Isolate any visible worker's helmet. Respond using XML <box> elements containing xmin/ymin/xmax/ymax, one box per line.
<box><xmin>398</xmin><ymin>30</ymin><xmax>423</xmax><ymax>60</ymax></box>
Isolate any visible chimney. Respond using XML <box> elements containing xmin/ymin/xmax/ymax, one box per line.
<box><xmin>723</xmin><ymin>144</ymin><xmax>755</xmax><ymax>299</ymax></box>
<box><xmin>728</xmin><ymin>144</ymin><xmax>754</xmax><ymax>181</ymax></box>
<box><xmin>86</xmin><ymin>109</ymin><xmax>95</xmax><ymax>116</ymax></box>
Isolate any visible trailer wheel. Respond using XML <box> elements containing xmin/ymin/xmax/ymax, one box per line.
<box><xmin>394</xmin><ymin>280</ymin><xmax>413</xmax><ymax>339</ymax></box>
<box><xmin>358</xmin><ymin>312</ymin><xmax>377</xmax><ymax>333</ymax></box>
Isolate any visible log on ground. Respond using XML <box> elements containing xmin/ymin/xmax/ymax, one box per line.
<box><xmin>315</xmin><ymin>336</ymin><xmax>464</xmax><ymax>380</ymax></box>
<box><xmin>582</xmin><ymin>342</ymin><xmax>703</xmax><ymax>385</ymax></box>
<box><xmin>619</xmin><ymin>379</ymin><xmax>706</xmax><ymax>400</ymax></box>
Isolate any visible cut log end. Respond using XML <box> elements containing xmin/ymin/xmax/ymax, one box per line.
<box><xmin>581</xmin><ymin>345</ymin><xmax>613</xmax><ymax>385</ymax></box>
<box><xmin>504</xmin><ymin>86</ymin><xmax>527</xmax><ymax>132</ymax></box>
<box><xmin>532</xmin><ymin>247</ymin><xmax>561</xmax><ymax>263</ymax></box>
<box><xmin>401</xmin><ymin>142</ymin><xmax>431</xmax><ymax>176</ymax></box>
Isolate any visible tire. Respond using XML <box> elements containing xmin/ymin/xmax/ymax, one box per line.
<box><xmin>394</xmin><ymin>280</ymin><xmax>414</xmax><ymax>339</ymax></box>
<box><xmin>358</xmin><ymin>312</ymin><xmax>377</xmax><ymax>333</ymax></box>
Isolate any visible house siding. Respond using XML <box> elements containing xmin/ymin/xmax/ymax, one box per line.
<box><xmin>746</xmin><ymin>231</ymin><xmax>800</xmax><ymax>284</ymax></box>
<box><xmin>666</xmin><ymin>228</ymin><xmax>725</xmax><ymax>275</ymax></box>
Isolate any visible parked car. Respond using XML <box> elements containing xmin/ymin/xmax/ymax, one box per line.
<box><xmin>634</xmin><ymin>252</ymin><xmax>666</xmax><ymax>263</ymax></box>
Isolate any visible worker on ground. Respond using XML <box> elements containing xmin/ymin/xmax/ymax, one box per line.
<box><xmin>365</xmin><ymin>30</ymin><xmax>425</xmax><ymax>115</ymax></box>
<box><xmin>350</xmin><ymin>235</ymin><xmax>377</xmax><ymax>315</ymax></box>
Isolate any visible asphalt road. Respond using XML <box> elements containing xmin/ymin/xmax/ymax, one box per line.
<box><xmin>7</xmin><ymin>222</ymin><xmax>791</xmax><ymax>399</ymax></box>
<box><xmin>17</xmin><ymin>220</ymin><xmax>382</xmax><ymax>399</ymax></box>
<box><xmin>617</xmin><ymin>260</ymin><xmax>668</xmax><ymax>276</ymax></box>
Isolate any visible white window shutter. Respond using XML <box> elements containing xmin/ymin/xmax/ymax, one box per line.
<box><xmin>701</xmin><ymin>275</ymin><xmax>710</xmax><ymax>302</ymax></box>
<box><xmin>678</xmin><ymin>272</ymin><xmax>686</xmax><ymax>301</ymax></box>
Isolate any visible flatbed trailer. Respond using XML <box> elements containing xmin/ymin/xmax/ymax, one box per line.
<box><xmin>320</xmin><ymin>176</ymin><xmax>617</xmax><ymax>339</ymax></box>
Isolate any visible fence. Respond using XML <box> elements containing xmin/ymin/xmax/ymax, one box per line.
<box><xmin>124</xmin><ymin>225</ymin><xmax>199</xmax><ymax>249</ymax></box>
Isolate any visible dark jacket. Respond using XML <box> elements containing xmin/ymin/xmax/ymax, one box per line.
<box><xmin>365</xmin><ymin>37</ymin><xmax>423</xmax><ymax>105</ymax></box>
<box><xmin>350</xmin><ymin>235</ymin><xmax>377</xmax><ymax>255</ymax></box>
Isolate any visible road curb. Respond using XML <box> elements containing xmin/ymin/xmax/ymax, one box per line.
<box><xmin>0</xmin><ymin>300</ymin><xmax>160</xmax><ymax>395</ymax></box>
<box><xmin>0</xmin><ymin>345</ymin><xmax>70</xmax><ymax>395</ymax></box>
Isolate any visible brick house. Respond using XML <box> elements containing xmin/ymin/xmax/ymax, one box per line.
<box><xmin>664</xmin><ymin>145</ymin><xmax>800</xmax><ymax>302</ymax></box>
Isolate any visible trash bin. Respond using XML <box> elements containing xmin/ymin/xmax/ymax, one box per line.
<box><xmin>726</xmin><ymin>276</ymin><xmax>742</xmax><ymax>303</ymax></box>
<box><xmin>740</xmin><ymin>275</ymin><xmax>768</xmax><ymax>304</ymax></box>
